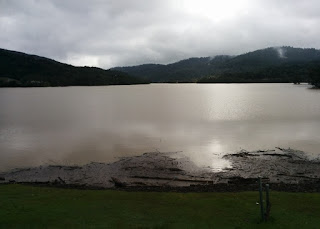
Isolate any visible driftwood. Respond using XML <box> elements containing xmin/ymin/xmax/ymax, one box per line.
<box><xmin>111</xmin><ymin>177</ymin><xmax>127</xmax><ymax>187</ymax></box>
<box><xmin>57</xmin><ymin>177</ymin><xmax>65</xmax><ymax>184</ymax></box>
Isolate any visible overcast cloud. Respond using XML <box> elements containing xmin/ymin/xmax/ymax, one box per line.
<box><xmin>1</xmin><ymin>0</ymin><xmax>320</xmax><ymax>68</ymax></box>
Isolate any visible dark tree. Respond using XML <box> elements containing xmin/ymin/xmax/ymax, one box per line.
<box><xmin>309</xmin><ymin>63</ymin><xmax>320</xmax><ymax>88</ymax></box>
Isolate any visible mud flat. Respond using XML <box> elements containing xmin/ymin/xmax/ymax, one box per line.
<box><xmin>1</xmin><ymin>148</ymin><xmax>320</xmax><ymax>192</ymax></box>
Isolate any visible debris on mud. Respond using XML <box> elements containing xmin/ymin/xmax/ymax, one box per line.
<box><xmin>1</xmin><ymin>148</ymin><xmax>320</xmax><ymax>192</ymax></box>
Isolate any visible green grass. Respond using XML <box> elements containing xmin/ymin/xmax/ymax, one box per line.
<box><xmin>0</xmin><ymin>184</ymin><xmax>319</xmax><ymax>228</ymax></box>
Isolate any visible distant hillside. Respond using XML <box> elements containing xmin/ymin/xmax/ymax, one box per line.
<box><xmin>114</xmin><ymin>56</ymin><xmax>231</xmax><ymax>82</ymax></box>
<box><xmin>0</xmin><ymin>48</ymin><xmax>148</xmax><ymax>87</ymax></box>
<box><xmin>113</xmin><ymin>47</ymin><xmax>320</xmax><ymax>83</ymax></box>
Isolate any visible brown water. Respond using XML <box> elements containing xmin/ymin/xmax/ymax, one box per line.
<box><xmin>1</xmin><ymin>83</ymin><xmax>320</xmax><ymax>171</ymax></box>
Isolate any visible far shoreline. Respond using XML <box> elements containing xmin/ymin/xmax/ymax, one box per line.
<box><xmin>0</xmin><ymin>82</ymin><xmax>314</xmax><ymax>88</ymax></box>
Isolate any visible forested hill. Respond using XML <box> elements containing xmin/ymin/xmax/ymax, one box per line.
<box><xmin>114</xmin><ymin>56</ymin><xmax>231</xmax><ymax>83</ymax></box>
<box><xmin>113</xmin><ymin>47</ymin><xmax>320</xmax><ymax>83</ymax></box>
<box><xmin>0</xmin><ymin>48</ymin><xmax>148</xmax><ymax>87</ymax></box>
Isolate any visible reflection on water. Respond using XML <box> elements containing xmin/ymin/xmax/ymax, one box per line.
<box><xmin>0</xmin><ymin>83</ymin><xmax>320</xmax><ymax>171</ymax></box>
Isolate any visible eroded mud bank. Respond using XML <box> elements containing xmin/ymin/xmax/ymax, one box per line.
<box><xmin>1</xmin><ymin>148</ymin><xmax>320</xmax><ymax>192</ymax></box>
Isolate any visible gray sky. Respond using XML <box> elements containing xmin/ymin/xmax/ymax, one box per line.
<box><xmin>1</xmin><ymin>0</ymin><xmax>320</xmax><ymax>68</ymax></box>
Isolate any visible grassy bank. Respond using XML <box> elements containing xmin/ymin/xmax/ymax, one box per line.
<box><xmin>0</xmin><ymin>184</ymin><xmax>319</xmax><ymax>228</ymax></box>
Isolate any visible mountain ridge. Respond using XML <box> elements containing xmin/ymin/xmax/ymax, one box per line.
<box><xmin>113</xmin><ymin>46</ymin><xmax>320</xmax><ymax>83</ymax></box>
<box><xmin>1</xmin><ymin>46</ymin><xmax>319</xmax><ymax>86</ymax></box>
<box><xmin>0</xmin><ymin>48</ymin><xmax>148</xmax><ymax>87</ymax></box>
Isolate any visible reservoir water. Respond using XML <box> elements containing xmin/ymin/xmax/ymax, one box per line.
<box><xmin>1</xmin><ymin>83</ymin><xmax>320</xmax><ymax>171</ymax></box>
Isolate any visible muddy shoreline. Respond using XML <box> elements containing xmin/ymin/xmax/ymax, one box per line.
<box><xmin>1</xmin><ymin>148</ymin><xmax>320</xmax><ymax>192</ymax></box>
